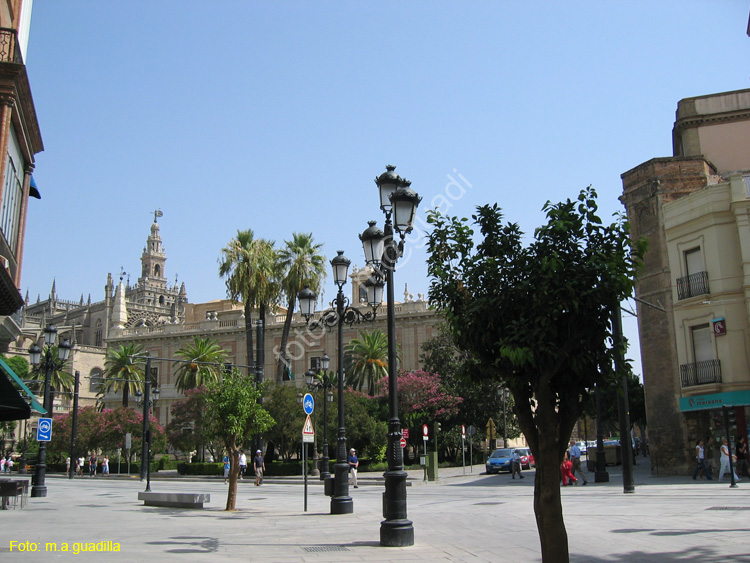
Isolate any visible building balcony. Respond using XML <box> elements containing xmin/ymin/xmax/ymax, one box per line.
<box><xmin>676</xmin><ymin>271</ymin><xmax>709</xmax><ymax>300</ymax></box>
<box><xmin>0</xmin><ymin>28</ymin><xmax>22</xmax><ymax>64</ymax></box>
<box><xmin>680</xmin><ymin>359</ymin><xmax>722</xmax><ymax>388</ymax></box>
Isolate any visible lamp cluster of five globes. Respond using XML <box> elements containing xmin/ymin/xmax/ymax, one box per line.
<box><xmin>297</xmin><ymin>165</ymin><xmax>421</xmax><ymax>547</ymax></box>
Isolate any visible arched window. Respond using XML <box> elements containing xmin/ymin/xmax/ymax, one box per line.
<box><xmin>89</xmin><ymin>368</ymin><xmax>103</xmax><ymax>393</ymax></box>
<box><xmin>154</xmin><ymin>264</ymin><xmax>161</xmax><ymax>277</ymax></box>
<box><xmin>95</xmin><ymin>319</ymin><xmax>103</xmax><ymax>347</ymax></box>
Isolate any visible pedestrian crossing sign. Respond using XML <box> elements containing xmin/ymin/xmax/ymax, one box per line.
<box><xmin>302</xmin><ymin>415</ymin><xmax>314</xmax><ymax>443</ymax></box>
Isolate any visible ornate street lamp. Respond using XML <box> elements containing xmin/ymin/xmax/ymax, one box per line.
<box><xmin>366</xmin><ymin>164</ymin><xmax>421</xmax><ymax>547</ymax></box>
<box><xmin>29</xmin><ymin>325</ymin><xmax>72</xmax><ymax>497</ymax></box>
<box><xmin>135</xmin><ymin>354</ymin><xmax>159</xmax><ymax>492</ymax></box>
<box><xmin>298</xmin><ymin>252</ymin><xmax>382</xmax><ymax>515</ymax></box>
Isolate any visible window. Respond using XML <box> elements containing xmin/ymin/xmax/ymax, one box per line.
<box><xmin>685</xmin><ymin>248</ymin><xmax>703</xmax><ymax>277</ymax></box>
<box><xmin>0</xmin><ymin>154</ymin><xmax>22</xmax><ymax>251</ymax></box>
<box><xmin>95</xmin><ymin>319</ymin><xmax>103</xmax><ymax>347</ymax></box>
<box><xmin>89</xmin><ymin>368</ymin><xmax>103</xmax><ymax>393</ymax></box>
<box><xmin>691</xmin><ymin>324</ymin><xmax>712</xmax><ymax>363</ymax></box>
<box><xmin>677</xmin><ymin>247</ymin><xmax>709</xmax><ymax>299</ymax></box>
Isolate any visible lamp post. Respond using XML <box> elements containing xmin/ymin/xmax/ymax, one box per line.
<box><xmin>29</xmin><ymin>325</ymin><xmax>72</xmax><ymax>497</ymax></box>
<box><xmin>298</xmin><ymin>253</ymin><xmax>382</xmax><ymax>515</ymax></box>
<box><xmin>500</xmin><ymin>388</ymin><xmax>510</xmax><ymax>448</ymax></box>
<box><xmin>135</xmin><ymin>355</ymin><xmax>159</xmax><ymax>492</ymax></box>
<box><xmin>306</xmin><ymin>352</ymin><xmax>333</xmax><ymax>480</ymax></box>
<box><xmin>364</xmin><ymin>164</ymin><xmax>421</xmax><ymax>547</ymax></box>
<box><xmin>68</xmin><ymin>371</ymin><xmax>80</xmax><ymax>479</ymax></box>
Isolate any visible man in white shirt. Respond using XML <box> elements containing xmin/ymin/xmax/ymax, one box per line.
<box><xmin>239</xmin><ymin>451</ymin><xmax>247</xmax><ymax>480</ymax></box>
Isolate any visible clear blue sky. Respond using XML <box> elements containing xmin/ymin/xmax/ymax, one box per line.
<box><xmin>20</xmin><ymin>1</ymin><xmax>750</xmax><ymax>376</ymax></box>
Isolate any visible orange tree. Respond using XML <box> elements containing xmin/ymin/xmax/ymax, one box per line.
<box><xmin>202</xmin><ymin>369</ymin><xmax>274</xmax><ymax>511</ymax></box>
<box><xmin>426</xmin><ymin>188</ymin><xmax>645</xmax><ymax>563</ymax></box>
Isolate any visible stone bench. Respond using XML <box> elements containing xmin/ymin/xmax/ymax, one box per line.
<box><xmin>138</xmin><ymin>492</ymin><xmax>210</xmax><ymax>508</ymax></box>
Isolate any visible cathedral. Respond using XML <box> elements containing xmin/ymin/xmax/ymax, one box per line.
<box><xmin>12</xmin><ymin>214</ymin><xmax>439</xmax><ymax>430</ymax></box>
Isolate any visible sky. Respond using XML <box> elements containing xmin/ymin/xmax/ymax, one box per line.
<box><xmin>19</xmin><ymin>1</ymin><xmax>750</xmax><ymax>378</ymax></box>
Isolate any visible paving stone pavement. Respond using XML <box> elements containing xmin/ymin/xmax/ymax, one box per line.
<box><xmin>1</xmin><ymin>457</ymin><xmax>749</xmax><ymax>562</ymax></box>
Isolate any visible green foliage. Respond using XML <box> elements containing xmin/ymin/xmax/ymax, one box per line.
<box><xmin>2</xmin><ymin>355</ymin><xmax>29</xmax><ymax>381</ymax></box>
<box><xmin>263</xmin><ymin>383</ymin><xmax>306</xmax><ymax>461</ymax></box>
<box><xmin>166</xmin><ymin>386</ymin><xmax>220</xmax><ymax>459</ymax></box>
<box><xmin>173</xmin><ymin>336</ymin><xmax>229</xmax><ymax>393</ymax></box>
<box><xmin>103</xmin><ymin>343</ymin><xmax>146</xmax><ymax>407</ymax></box>
<box><xmin>426</xmin><ymin>188</ymin><xmax>646</xmax><ymax>560</ymax></box>
<box><xmin>344</xmin><ymin>329</ymin><xmax>391</xmax><ymax>396</ymax></box>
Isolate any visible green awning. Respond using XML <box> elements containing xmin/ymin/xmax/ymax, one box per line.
<box><xmin>0</xmin><ymin>356</ymin><xmax>45</xmax><ymax>418</ymax></box>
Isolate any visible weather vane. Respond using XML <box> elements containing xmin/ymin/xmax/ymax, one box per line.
<box><xmin>118</xmin><ymin>266</ymin><xmax>127</xmax><ymax>282</ymax></box>
<box><xmin>154</xmin><ymin>209</ymin><xmax>163</xmax><ymax>222</ymax></box>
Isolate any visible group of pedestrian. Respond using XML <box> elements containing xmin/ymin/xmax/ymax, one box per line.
<box><xmin>0</xmin><ymin>456</ymin><xmax>14</xmax><ymax>473</ymax></box>
<box><xmin>561</xmin><ymin>439</ymin><xmax>588</xmax><ymax>486</ymax></box>
<box><xmin>693</xmin><ymin>436</ymin><xmax>750</xmax><ymax>482</ymax></box>
<box><xmin>224</xmin><ymin>449</ymin><xmax>266</xmax><ymax>486</ymax></box>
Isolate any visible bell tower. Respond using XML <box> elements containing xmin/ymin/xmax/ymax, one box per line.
<box><xmin>140</xmin><ymin>210</ymin><xmax>167</xmax><ymax>286</ymax></box>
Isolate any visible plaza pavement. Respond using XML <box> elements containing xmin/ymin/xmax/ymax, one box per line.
<box><xmin>1</xmin><ymin>456</ymin><xmax>750</xmax><ymax>562</ymax></box>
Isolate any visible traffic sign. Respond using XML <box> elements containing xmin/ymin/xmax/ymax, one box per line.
<box><xmin>303</xmin><ymin>393</ymin><xmax>314</xmax><ymax>415</ymax></box>
<box><xmin>461</xmin><ymin>424</ymin><xmax>466</xmax><ymax>438</ymax></box>
<box><xmin>302</xmin><ymin>414</ymin><xmax>315</xmax><ymax>443</ymax></box>
<box><xmin>422</xmin><ymin>424</ymin><xmax>429</xmax><ymax>439</ymax></box>
<box><xmin>37</xmin><ymin>418</ymin><xmax>52</xmax><ymax>442</ymax></box>
<box><xmin>400</xmin><ymin>437</ymin><xmax>407</xmax><ymax>448</ymax></box>
<box><xmin>403</xmin><ymin>428</ymin><xmax>410</xmax><ymax>439</ymax></box>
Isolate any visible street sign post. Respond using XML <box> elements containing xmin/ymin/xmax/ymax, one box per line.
<box><xmin>461</xmin><ymin>424</ymin><xmax>466</xmax><ymax>474</ymax></box>
<box><xmin>302</xmin><ymin>415</ymin><xmax>315</xmax><ymax>443</ymax></box>
<box><xmin>37</xmin><ymin>418</ymin><xmax>52</xmax><ymax>442</ymax></box>
<box><xmin>400</xmin><ymin>437</ymin><xmax>407</xmax><ymax>448</ymax></box>
<box><xmin>303</xmin><ymin>393</ymin><xmax>314</xmax><ymax>415</ymax></box>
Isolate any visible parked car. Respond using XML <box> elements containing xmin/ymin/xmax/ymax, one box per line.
<box><xmin>485</xmin><ymin>448</ymin><xmax>514</xmax><ymax>474</ymax></box>
<box><xmin>574</xmin><ymin>441</ymin><xmax>587</xmax><ymax>455</ymax></box>
<box><xmin>515</xmin><ymin>447</ymin><xmax>535</xmax><ymax>469</ymax></box>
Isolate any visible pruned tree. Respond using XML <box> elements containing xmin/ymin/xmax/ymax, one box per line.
<box><xmin>426</xmin><ymin>188</ymin><xmax>645</xmax><ymax>563</ymax></box>
<box><xmin>203</xmin><ymin>370</ymin><xmax>275</xmax><ymax>511</ymax></box>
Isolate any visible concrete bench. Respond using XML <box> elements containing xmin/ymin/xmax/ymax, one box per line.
<box><xmin>138</xmin><ymin>492</ymin><xmax>210</xmax><ymax>508</ymax></box>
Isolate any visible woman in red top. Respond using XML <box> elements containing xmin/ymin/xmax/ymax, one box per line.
<box><xmin>560</xmin><ymin>451</ymin><xmax>577</xmax><ymax>486</ymax></box>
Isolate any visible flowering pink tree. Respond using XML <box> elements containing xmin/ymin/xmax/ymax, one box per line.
<box><xmin>380</xmin><ymin>370</ymin><xmax>462</xmax><ymax>456</ymax></box>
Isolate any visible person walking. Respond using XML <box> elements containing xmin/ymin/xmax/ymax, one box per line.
<box><xmin>735</xmin><ymin>436</ymin><xmax>749</xmax><ymax>479</ymax></box>
<box><xmin>101</xmin><ymin>456</ymin><xmax>109</xmax><ymax>476</ymax></box>
<box><xmin>569</xmin><ymin>439</ymin><xmax>588</xmax><ymax>485</ymax></box>
<box><xmin>77</xmin><ymin>456</ymin><xmax>85</xmax><ymax>476</ymax></box>
<box><xmin>692</xmin><ymin>440</ymin><xmax>711</xmax><ymax>480</ymax></box>
<box><xmin>253</xmin><ymin>450</ymin><xmax>265</xmax><ymax>486</ymax></box>
<box><xmin>718</xmin><ymin>438</ymin><xmax>740</xmax><ymax>482</ymax></box>
<box><xmin>89</xmin><ymin>454</ymin><xmax>97</xmax><ymax>477</ymax></box>
<box><xmin>348</xmin><ymin>448</ymin><xmax>359</xmax><ymax>488</ymax></box>
<box><xmin>6</xmin><ymin>457</ymin><xmax>13</xmax><ymax>473</ymax></box>
<box><xmin>239</xmin><ymin>450</ymin><xmax>247</xmax><ymax>480</ymax></box>
<box><xmin>223</xmin><ymin>453</ymin><xmax>230</xmax><ymax>484</ymax></box>
<box><xmin>560</xmin><ymin>451</ymin><xmax>577</xmax><ymax>486</ymax></box>
<box><xmin>511</xmin><ymin>449</ymin><xmax>524</xmax><ymax>479</ymax></box>
<box><xmin>66</xmin><ymin>457</ymin><xmax>71</xmax><ymax>476</ymax></box>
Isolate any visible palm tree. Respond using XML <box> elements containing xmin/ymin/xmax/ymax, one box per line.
<box><xmin>103</xmin><ymin>343</ymin><xmax>146</xmax><ymax>407</ymax></box>
<box><xmin>344</xmin><ymin>329</ymin><xmax>394</xmax><ymax>396</ymax></box>
<box><xmin>174</xmin><ymin>336</ymin><xmax>229</xmax><ymax>393</ymax></box>
<box><xmin>275</xmin><ymin>232</ymin><xmax>326</xmax><ymax>382</ymax></box>
<box><xmin>219</xmin><ymin>230</ymin><xmax>280</xmax><ymax>377</ymax></box>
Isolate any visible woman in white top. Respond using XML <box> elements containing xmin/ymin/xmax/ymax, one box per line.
<box><xmin>718</xmin><ymin>438</ymin><xmax>740</xmax><ymax>482</ymax></box>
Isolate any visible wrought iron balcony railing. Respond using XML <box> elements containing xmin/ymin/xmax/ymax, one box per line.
<box><xmin>680</xmin><ymin>359</ymin><xmax>722</xmax><ymax>388</ymax></box>
<box><xmin>676</xmin><ymin>271</ymin><xmax>709</xmax><ymax>300</ymax></box>
<box><xmin>0</xmin><ymin>28</ymin><xmax>22</xmax><ymax>64</ymax></box>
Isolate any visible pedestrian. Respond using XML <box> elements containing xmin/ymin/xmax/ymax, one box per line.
<box><xmin>101</xmin><ymin>456</ymin><xmax>109</xmax><ymax>476</ymax></box>
<box><xmin>560</xmin><ymin>451</ymin><xmax>577</xmax><ymax>486</ymax></box>
<box><xmin>6</xmin><ymin>457</ymin><xmax>13</xmax><ymax>473</ymax></box>
<box><xmin>705</xmin><ymin>437</ymin><xmax>718</xmax><ymax>480</ymax></box>
<box><xmin>253</xmin><ymin>449</ymin><xmax>265</xmax><ymax>486</ymax></box>
<box><xmin>692</xmin><ymin>440</ymin><xmax>711</xmax><ymax>480</ymax></box>
<box><xmin>735</xmin><ymin>436</ymin><xmax>750</xmax><ymax>479</ymax></box>
<box><xmin>77</xmin><ymin>456</ymin><xmax>84</xmax><ymax>476</ymax></box>
<box><xmin>223</xmin><ymin>453</ymin><xmax>230</xmax><ymax>484</ymax></box>
<box><xmin>0</xmin><ymin>456</ymin><xmax>5</xmax><ymax>473</ymax></box>
<box><xmin>569</xmin><ymin>439</ymin><xmax>588</xmax><ymax>485</ymax></box>
<box><xmin>511</xmin><ymin>449</ymin><xmax>524</xmax><ymax>479</ymax></box>
<box><xmin>348</xmin><ymin>448</ymin><xmax>359</xmax><ymax>488</ymax></box>
<box><xmin>89</xmin><ymin>454</ymin><xmax>97</xmax><ymax>477</ymax></box>
<box><xmin>239</xmin><ymin>450</ymin><xmax>247</xmax><ymax>480</ymax></box>
<box><xmin>718</xmin><ymin>438</ymin><xmax>740</xmax><ymax>482</ymax></box>
<box><xmin>66</xmin><ymin>457</ymin><xmax>71</xmax><ymax>476</ymax></box>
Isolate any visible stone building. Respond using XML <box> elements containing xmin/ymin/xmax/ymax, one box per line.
<box><xmin>621</xmin><ymin>88</ymin><xmax>750</xmax><ymax>474</ymax></box>
<box><xmin>14</xmin><ymin>215</ymin><xmax>440</xmax><ymax>431</ymax></box>
<box><xmin>0</xmin><ymin>1</ymin><xmax>50</xmax><ymax>422</ymax></box>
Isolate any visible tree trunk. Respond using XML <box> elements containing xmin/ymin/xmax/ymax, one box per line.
<box><xmin>535</xmin><ymin>429</ymin><xmax>569</xmax><ymax>563</ymax></box>
<box><xmin>122</xmin><ymin>384</ymin><xmax>129</xmax><ymax>408</ymax></box>
<box><xmin>276</xmin><ymin>294</ymin><xmax>295</xmax><ymax>383</ymax></box>
<box><xmin>225</xmin><ymin>440</ymin><xmax>239</xmax><ymax>511</ymax></box>
<box><xmin>244</xmin><ymin>302</ymin><xmax>254</xmax><ymax>375</ymax></box>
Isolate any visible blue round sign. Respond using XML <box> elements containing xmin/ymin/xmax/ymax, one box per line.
<box><xmin>303</xmin><ymin>393</ymin><xmax>314</xmax><ymax>415</ymax></box>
